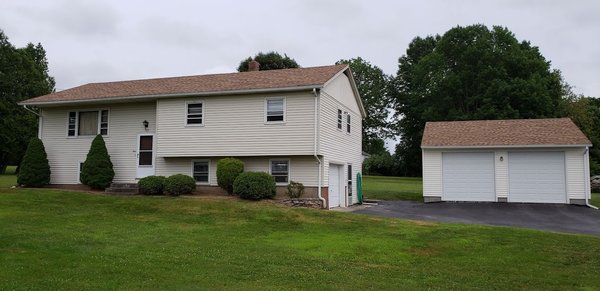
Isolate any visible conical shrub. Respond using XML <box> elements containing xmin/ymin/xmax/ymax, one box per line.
<box><xmin>17</xmin><ymin>138</ymin><xmax>51</xmax><ymax>187</ymax></box>
<box><xmin>80</xmin><ymin>135</ymin><xmax>114</xmax><ymax>190</ymax></box>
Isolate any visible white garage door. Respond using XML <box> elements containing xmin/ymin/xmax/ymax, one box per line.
<box><xmin>329</xmin><ymin>164</ymin><xmax>342</xmax><ymax>208</ymax></box>
<box><xmin>442</xmin><ymin>152</ymin><xmax>495</xmax><ymax>201</ymax></box>
<box><xmin>508</xmin><ymin>152</ymin><xmax>566</xmax><ymax>203</ymax></box>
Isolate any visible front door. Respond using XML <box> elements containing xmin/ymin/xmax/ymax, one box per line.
<box><xmin>136</xmin><ymin>134</ymin><xmax>155</xmax><ymax>178</ymax></box>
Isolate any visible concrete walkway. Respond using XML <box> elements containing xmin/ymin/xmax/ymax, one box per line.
<box><xmin>353</xmin><ymin>200</ymin><xmax>600</xmax><ymax>237</ymax></box>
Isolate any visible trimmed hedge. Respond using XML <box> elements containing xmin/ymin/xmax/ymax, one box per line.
<box><xmin>164</xmin><ymin>174</ymin><xmax>196</xmax><ymax>196</ymax></box>
<box><xmin>17</xmin><ymin>138</ymin><xmax>51</xmax><ymax>187</ymax></box>
<box><xmin>138</xmin><ymin>176</ymin><xmax>166</xmax><ymax>195</ymax></box>
<box><xmin>217</xmin><ymin>158</ymin><xmax>244</xmax><ymax>195</ymax></box>
<box><xmin>80</xmin><ymin>135</ymin><xmax>114</xmax><ymax>190</ymax></box>
<box><xmin>233</xmin><ymin>171</ymin><xmax>276</xmax><ymax>200</ymax></box>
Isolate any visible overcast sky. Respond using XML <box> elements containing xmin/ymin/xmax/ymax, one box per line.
<box><xmin>1</xmin><ymin>0</ymin><xmax>599</xmax><ymax>97</ymax></box>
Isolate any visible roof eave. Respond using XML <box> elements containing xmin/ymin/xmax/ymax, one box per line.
<box><xmin>421</xmin><ymin>144</ymin><xmax>593</xmax><ymax>149</ymax></box>
<box><xmin>19</xmin><ymin>84</ymin><xmax>323</xmax><ymax>107</ymax></box>
<box><xmin>322</xmin><ymin>65</ymin><xmax>367</xmax><ymax>118</ymax></box>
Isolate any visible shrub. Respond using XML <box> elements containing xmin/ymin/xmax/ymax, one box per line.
<box><xmin>138</xmin><ymin>176</ymin><xmax>166</xmax><ymax>195</ymax></box>
<box><xmin>17</xmin><ymin>138</ymin><xmax>51</xmax><ymax>187</ymax></box>
<box><xmin>164</xmin><ymin>174</ymin><xmax>196</xmax><ymax>196</ymax></box>
<box><xmin>80</xmin><ymin>135</ymin><xmax>115</xmax><ymax>190</ymax></box>
<box><xmin>233</xmin><ymin>171</ymin><xmax>276</xmax><ymax>200</ymax></box>
<box><xmin>286</xmin><ymin>181</ymin><xmax>305</xmax><ymax>198</ymax></box>
<box><xmin>217</xmin><ymin>158</ymin><xmax>244</xmax><ymax>195</ymax></box>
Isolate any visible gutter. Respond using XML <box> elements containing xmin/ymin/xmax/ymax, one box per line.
<box><xmin>584</xmin><ymin>147</ymin><xmax>598</xmax><ymax>209</ymax></box>
<box><xmin>421</xmin><ymin>144</ymin><xmax>593</xmax><ymax>149</ymax></box>
<box><xmin>313</xmin><ymin>88</ymin><xmax>326</xmax><ymax>208</ymax></box>
<box><xmin>22</xmin><ymin>105</ymin><xmax>40</xmax><ymax>116</ymax></box>
<box><xmin>19</xmin><ymin>85</ymin><xmax>323</xmax><ymax>107</ymax></box>
<box><xmin>22</xmin><ymin>105</ymin><xmax>42</xmax><ymax>139</ymax></box>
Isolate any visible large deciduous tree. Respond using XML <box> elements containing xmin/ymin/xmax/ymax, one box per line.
<box><xmin>391</xmin><ymin>24</ymin><xmax>565</xmax><ymax>176</ymax></box>
<box><xmin>0</xmin><ymin>29</ymin><xmax>55</xmax><ymax>173</ymax></box>
<box><xmin>237</xmin><ymin>51</ymin><xmax>299</xmax><ymax>72</ymax></box>
<box><xmin>336</xmin><ymin>57</ymin><xmax>391</xmax><ymax>155</ymax></box>
<box><xmin>562</xmin><ymin>94</ymin><xmax>600</xmax><ymax>175</ymax></box>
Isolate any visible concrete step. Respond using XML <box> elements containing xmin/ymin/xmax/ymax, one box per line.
<box><xmin>105</xmin><ymin>183</ymin><xmax>138</xmax><ymax>195</ymax></box>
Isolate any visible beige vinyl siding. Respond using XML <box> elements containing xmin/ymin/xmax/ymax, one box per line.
<box><xmin>319</xmin><ymin>73</ymin><xmax>363</xmax><ymax>205</ymax></box>
<box><xmin>156</xmin><ymin>92</ymin><xmax>315</xmax><ymax>157</ymax></box>
<box><xmin>156</xmin><ymin>156</ymin><xmax>318</xmax><ymax>186</ymax></box>
<box><xmin>495</xmin><ymin>151</ymin><xmax>508</xmax><ymax>198</ymax></box>
<box><xmin>566</xmin><ymin>149</ymin><xmax>586</xmax><ymax>200</ymax></box>
<box><xmin>40</xmin><ymin>102</ymin><xmax>157</xmax><ymax>184</ymax></box>
<box><xmin>422</xmin><ymin>150</ymin><xmax>442</xmax><ymax>197</ymax></box>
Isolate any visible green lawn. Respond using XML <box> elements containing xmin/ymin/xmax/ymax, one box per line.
<box><xmin>363</xmin><ymin>175</ymin><xmax>423</xmax><ymax>201</ymax></box>
<box><xmin>592</xmin><ymin>193</ymin><xmax>600</xmax><ymax>207</ymax></box>
<box><xmin>1</xmin><ymin>189</ymin><xmax>600</xmax><ymax>289</ymax></box>
<box><xmin>0</xmin><ymin>166</ymin><xmax>17</xmax><ymax>188</ymax></box>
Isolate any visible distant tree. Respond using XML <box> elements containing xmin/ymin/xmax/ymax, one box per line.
<box><xmin>80</xmin><ymin>135</ymin><xmax>114</xmax><ymax>190</ymax></box>
<box><xmin>237</xmin><ymin>51</ymin><xmax>299</xmax><ymax>72</ymax></box>
<box><xmin>0</xmin><ymin>29</ymin><xmax>55</xmax><ymax>174</ymax></box>
<box><xmin>337</xmin><ymin>57</ymin><xmax>391</xmax><ymax>155</ymax></box>
<box><xmin>391</xmin><ymin>24</ymin><xmax>565</xmax><ymax>176</ymax></box>
<box><xmin>17</xmin><ymin>138</ymin><xmax>50</xmax><ymax>187</ymax></box>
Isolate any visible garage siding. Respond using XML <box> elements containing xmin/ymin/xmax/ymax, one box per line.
<box><xmin>495</xmin><ymin>151</ymin><xmax>508</xmax><ymax>199</ymax></box>
<box><xmin>566</xmin><ymin>149</ymin><xmax>586</xmax><ymax>200</ymax></box>
<box><xmin>422</xmin><ymin>150</ymin><xmax>442</xmax><ymax>197</ymax></box>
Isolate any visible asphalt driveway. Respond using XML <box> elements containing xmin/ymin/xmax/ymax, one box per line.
<box><xmin>354</xmin><ymin>201</ymin><xmax>600</xmax><ymax>237</ymax></box>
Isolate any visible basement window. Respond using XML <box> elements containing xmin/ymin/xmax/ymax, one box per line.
<box><xmin>270</xmin><ymin>160</ymin><xmax>289</xmax><ymax>183</ymax></box>
<box><xmin>192</xmin><ymin>160</ymin><xmax>209</xmax><ymax>183</ymax></box>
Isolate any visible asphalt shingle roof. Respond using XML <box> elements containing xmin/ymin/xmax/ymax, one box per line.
<box><xmin>421</xmin><ymin>118</ymin><xmax>592</xmax><ymax>147</ymax></box>
<box><xmin>21</xmin><ymin>64</ymin><xmax>348</xmax><ymax>105</ymax></box>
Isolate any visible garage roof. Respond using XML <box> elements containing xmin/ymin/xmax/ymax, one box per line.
<box><xmin>421</xmin><ymin>118</ymin><xmax>592</xmax><ymax>148</ymax></box>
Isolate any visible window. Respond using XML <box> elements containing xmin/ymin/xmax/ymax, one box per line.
<box><xmin>337</xmin><ymin>109</ymin><xmax>342</xmax><ymax>129</ymax></box>
<box><xmin>270</xmin><ymin>160</ymin><xmax>289</xmax><ymax>183</ymax></box>
<box><xmin>78</xmin><ymin>162</ymin><xmax>84</xmax><ymax>183</ymax></box>
<box><xmin>67</xmin><ymin>110</ymin><xmax>109</xmax><ymax>137</ymax></box>
<box><xmin>186</xmin><ymin>103</ymin><xmax>203</xmax><ymax>125</ymax></box>
<box><xmin>347</xmin><ymin>164</ymin><xmax>353</xmax><ymax>197</ymax></box>
<box><xmin>265</xmin><ymin>98</ymin><xmax>285</xmax><ymax>122</ymax></box>
<box><xmin>192</xmin><ymin>160</ymin><xmax>209</xmax><ymax>183</ymax></box>
<box><xmin>346</xmin><ymin>112</ymin><xmax>351</xmax><ymax>133</ymax></box>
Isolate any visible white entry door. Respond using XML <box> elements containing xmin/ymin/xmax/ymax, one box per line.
<box><xmin>136</xmin><ymin>134</ymin><xmax>155</xmax><ymax>178</ymax></box>
<box><xmin>329</xmin><ymin>164</ymin><xmax>342</xmax><ymax>208</ymax></box>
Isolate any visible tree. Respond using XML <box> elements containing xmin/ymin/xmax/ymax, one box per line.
<box><xmin>80</xmin><ymin>135</ymin><xmax>114</xmax><ymax>190</ymax></box>
<box><xmin>0</xmin><ymin>29</ymin><xmax>55</xmax><ymax>173</ymax></box>
<box><xmin>336</xmin><ymin>57</ymin><xmax>391</xmax><ymax>154</ymax></box>
<box><xmin>17</xmin><ymin>138</ymin><xmax>50</xmax><ymax>187</ymax></box>
<box><xmin>391</xmin><ymin>24</ymin><xmax>565</xmax><ymax>176</ymax></box>
<box><xmin>237</xmin><ymin>51</ymin><xmax>299</xmax><ymax>72</ymax></box>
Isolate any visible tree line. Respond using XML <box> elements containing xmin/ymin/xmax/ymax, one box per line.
<box><xmin>3</xmin><ymin>24</ymin><xmax>599</xmax><ymax>177</ymax></box>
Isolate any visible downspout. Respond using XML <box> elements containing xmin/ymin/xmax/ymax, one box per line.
<box><xmin>22</xmin><ymin>105</ymin><xmax>42</xmax><ymax>138</ymax></box>
<box><xmin>313</xmin><ymin>88</ymin><xmax>326</xmax><ymax>208</ymax></box>
<box><xmin>584</xmin><ymin>147</ymin><xmax>598</xmax><ymax>209</ymax></box>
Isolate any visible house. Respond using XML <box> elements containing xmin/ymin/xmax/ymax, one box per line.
<box><xmin>421</xmin><ymin>118</ymin><xmax>593</xmax><ymax>205</ymax></box>
<box><xmin>19</xmin><ymin>63</ymin><xmax>366</xmax><ymax>209</ymax></box>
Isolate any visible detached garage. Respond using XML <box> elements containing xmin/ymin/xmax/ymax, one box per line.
<box><xmin>422</xmin><ymin>118</ymin><xmax>593</xmax><ymax>205</ymax></box>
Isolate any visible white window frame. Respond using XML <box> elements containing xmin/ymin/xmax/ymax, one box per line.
<box><xmin>191</xmin><ymin>159</ymin><xmax>210</xmax><ymax>184</ymax></box>
<box><xmin>67</xmin><ymin>109</ymin><xmax>109</xmax><ymax>138</ymax></box>
<box><xmin>347</xmin><ymin>164</ymin><xmax>353</xmax><ymax>198</ymax></box>
<box><xmin>345</xmin><ymin>112</ymin><xmax>351</xmax><ymax>134</ymax></box>
<box><xmin>77</xmin><ymin>161</ymin><xmax>85</xmax><ymax>184</ymax></box>
<box><xmin>185</xmin><ymin>101</ymin><xmax>204</xmax><ymax>127</ymax></box>
<box><xmin>269</xmin><ymin>159</ymin><xmax>290</xmax><ymax>184</ymax></box>
<box><xmin>264</xmin><ymin>97</ymin><xmax>286</xmax><ymax>124</ymax></box>
<box><xmin>337</xmin><ymin>109</ymin><xmax>343</xmax><ymax>130</ymax></box>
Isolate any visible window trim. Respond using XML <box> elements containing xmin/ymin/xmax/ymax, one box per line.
<box><xmin>264</xmin><ymin>97</ymin><xmax>286</xmax><ymax>124</ymax></box>
<box><xmin>185</xmin><ymin>101</ymin><xmax>204</xmax><ymax>127</ymax></box>
<box><xmin>77</xmin><ymin>161</ymin><xmax>85</xmax><ymax>184</ymax></box>
<box><xmin>347</xmin><ymin>164</ymin><xmax>353</xmax><ymax>198</ymax></box>
<box><xmin>66</xmin><ymin>109</ymin><xmax>109</xmax><ymax>138</ymax></box>
<box><xmin>346</xmin><ymin>112</ymin><xmax>351</xmax><ymax>134</ymax></box>
<box><xmin>191</xmin><ymin>159</ymin><xmax>210</xmax><ymax>184</ymax></box>
<box><xmin>269</xmin><ymin>159</ymin><xmax>290</xmax><ymax>185</ymax></box>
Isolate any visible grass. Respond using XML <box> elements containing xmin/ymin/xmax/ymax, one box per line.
<box><xmin>1</xmin><ymin>189</ymin><xmax>600</xmax><ymax>290</ymax></box>
<box><xmin>363</xmin><ymin>175</ymin><xmax>423</xmax><ymax>201</ymax></box>
<box><xmin>592</xmin><ymin>193</ymin><xmax>600</xmax><ymax>207</ymax></box>
<box><xmin>0</xmin><ymin>166</ymin><xmax>17</xmax><ymax>188</ymax></box>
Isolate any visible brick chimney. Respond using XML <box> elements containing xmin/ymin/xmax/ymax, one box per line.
<box><xmin>248</xmin><ymin>59</ymin><xmax>260</xmax><ymax>71</ymax></box>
